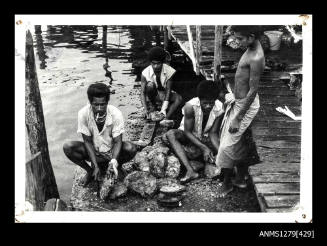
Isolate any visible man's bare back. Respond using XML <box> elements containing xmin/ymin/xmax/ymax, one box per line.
<box><xmin>230</xmin><ymin>40</ymin><xmax>265</xmax><ymax>99</ymax></box>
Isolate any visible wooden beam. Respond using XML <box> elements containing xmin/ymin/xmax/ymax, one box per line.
<box><xmin>164</xmin><ymin>26</ymin><xmax>169</xmax><ymax>50</ymax></box>
<box><xmin>195</xmin><ymin>25</ymin><xmax>202</xmax><ymax>76</ymax></box>
<box><xmin>213</xmin><ymin>26</ymin><xmax>223</xmax><ymax>81</ymax></box>
<box><xmin>25</xmin><ymin>30</ymin><xmax>59</xmax><ymax>206</ymax></box>
<box><xmin>167</xmin><ymin>26</ymin><xmax>172</xmax><ymax>40</ymax></box>
<box><xmin>186</xmin><ymin>25</ymin><xmax>197</xmax><ymax>73</ymax></box>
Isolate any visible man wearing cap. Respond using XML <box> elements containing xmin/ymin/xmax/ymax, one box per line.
<box><xmin>140</xmin><ymin>46</ymin><xmax>183</xmax><ymax>127</ymax></box>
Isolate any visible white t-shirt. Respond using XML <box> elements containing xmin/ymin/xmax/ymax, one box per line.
<box><xmin>77</xmin><ymin>104</ymin><xmax>125</xmax><ymax>153</ymax></box>
<box><xmin>141</xmin><ymin>63</ymin><xmax>176</xmax><ymax>89</ymax></box>
<box><xmin>179</xmin><ymin>97</ymin><xmax>224</xmax><ymax>140</ymax></box>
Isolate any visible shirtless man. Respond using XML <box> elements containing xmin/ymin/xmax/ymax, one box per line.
<box><xmin>140</xmin><ymin>46</ymin><xmax>183</xmax><ymax>127</ymax></box>
<box><xmin>63</xmin><ymin>83</ymin><xmax>137</xmax><ymax>187</ymax></box>
<box><xmin>163</xmin><ymin>80</ymin><xmax>225</xmax><ymax>183</ymax></box>
<box><xmin>215</xmin><ymin>26</ymin><xmax>265</xmax><ymax>197</ymax></box>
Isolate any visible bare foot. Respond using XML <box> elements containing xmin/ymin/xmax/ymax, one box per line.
<box><xmin>79</xmin><ymin>172</ymin><xmax>93</xmax><ymax>187</ymax></box>
<box><xmin>232</xmin><ymin>177</ymin><xmax>247</xmax><ymax>189</ymax></box>
<box><xmin>217</xmin><ymin>182</ymin><xmax>233</xmax><ymax>198</ymax></box>
<box><xmin>180</xmin><ymin>171</ymin><xmax>199</xmax><ymax>184</ymax></box>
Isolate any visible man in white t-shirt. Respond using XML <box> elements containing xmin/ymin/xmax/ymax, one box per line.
<box><xmin>63</xmin><ymin>83</ymin><xmax>137</xmax><ymax>187</ymax></box>
<box><xmin>140</xmin><ymin>46</ymin><xmax>183</xmax><ymax>127</ymax></box>
<box><xmin>162</xmin><ymin>80</ymin><xmax>225</xmax><ymax>184</ymax></box>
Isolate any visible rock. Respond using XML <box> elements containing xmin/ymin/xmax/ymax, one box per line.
<box><xmin>150</xmin><ymin>111</ymin><xmax>165</xmax><ymax>122</ymax></box>
<box><xmin>147</xmin><ymin>146</ymin><xmax>170</xmax><ymax>160</ymax></box>
<box><xmin>189</xmin><ymin>160</ymin><xmax>205</xmax><ymax>172</ymax></box>
<box><xmin>99</xmin><ymin>171</ymin><xmax>116</xmax><ymax>200</ymax></box>
<box><xmin>157</xmin><ymin>178</ymin><xmax>180</xmax><ymax>189</ymax></box>
<box><xmin>134</xmin><ymin>151</ymin><xmax>150</xmax><ymax>172</ymax></box>
<box><xmin>165</xmin><ymin>155</ymin><xmax>181</xmax><ymax>179</ymax></box>
<box><xmin>124</xmin><ymin>171</ymin><xmax>158</xmax><ymax>197</ymax></box>
<box><xmin>149</xmin><ymin>152</ymin><xmax>167</xmax><ymax>178</ymax></box>
<box><xmin>121</xmin><ymin>160</ymin><xmax>135</xmax><ymax>176</ymax></box>
<box><xmin>109</xmin><ymin>182</ymin><xmax>128</xmax><ymax>200</ymax></box>
<box><xmin>204</xmin><ymin>164</ymin><xmax>220</xmax><ymax>178</ymax></box>
<box><xmin>142</xmin><ymin>145</ymin><xmax>155</xmax><ymax>154</ymax></box>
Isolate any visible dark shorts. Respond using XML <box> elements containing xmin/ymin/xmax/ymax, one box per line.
<box><xmin>146</xmin><ymin>90</ymin><xmax>178</xmax><ymax>111</ymax></box>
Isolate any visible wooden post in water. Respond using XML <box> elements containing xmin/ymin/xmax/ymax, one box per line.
<box><xmin>186</xmin><ymin>25</ymin><xmax>197</xmax><ymax>74</ymax></box>
<box><xmin>213</xmin><ymin>26</ymin><xmax>223</xmax><ymax>82</ymax></box>
<box><xmin>163</xmin><ymin>26</ymin><xmax>169</xmax><ymax>50</ymax></box>
<box><xmin>195</xmin><ymin>25</ymin><xmax>202</xmax><ymax>76</ymax></box>
<box><xmin>25</xmin><ymin>30</ymin><xmax>59</xmax><ymax>210</ymax></box>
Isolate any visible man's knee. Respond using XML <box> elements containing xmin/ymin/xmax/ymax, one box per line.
<box><xmin>174</xmin><ymin>94</ymin><xmax>183</xmax><ymax>105</ymax></box>
<box><xmin>123</xmin><ymin>141</ymin><xmax>137</xmax><ymax>156</ymax></box>
<box><xmin>166</xmin><ymin>129</ymin><xmax>179</xmax><ymax>142</ymax></box>
<box><xmin>63</xmin><ymin>141</ymin><xmax>74</xmax><ymax>157</ymax></box>
<box><xmin>145</xmin><ymin>82</ymin><xmax>156</xmax><ymax>94</ymax></box>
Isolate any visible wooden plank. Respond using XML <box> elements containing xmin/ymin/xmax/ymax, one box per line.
<box><xmin>252</xmin><ymin>120</ymin><xmax>301</xmax><ymax>129</ymax></box>
<box><xmin>25</xmin><ymin>30</ymin><xmax>59</xmax><ymax>203</ymax></box>
<box><xmin>195</xmin><ymin>25</ymin><xmax>202</xmax><ymax>75</ymax></box>
<box><xmin>249</xmin><ymin>162</ymin><xmax>300</xmax><ymax>175</ymax></box>
<box><xmin>264</xmin><ymin>195</ymin><xmax>300</xmax><ymax>208</ymax></box>
<box><xmin>213</xmin><ymin>26</ymin><xmax>223</xmax><ymax>81</ymax></box>
<box><xmin>253</xmin><ymin>135</ymin><xmax>301</xmax><ymax>142</ymax></box>
<box><xmin>253</xmin><ymin>115</ymin><xmax>301</xmax><ymax>123</ymax></box>
<box><xmin>252</xmin><ymin>173</ymin><xmax>300</xmax><ymax>183</ymax></box>
<box><xmin>255</xmin><ymin>183</ymin><xmax>300</xmax><ymax>196</ymax></box>
<box><xmin>258</xmin><ymin>89</ymin><xmax>295</xmax><ymax>96</ymax></box>
<box><xmin>186</xmin><ymin>25</ymin><xmax>197</xmax><ymax>73</ymax></box>
<box><xmin>257</xmin><ymin>195</ymin><xmax>267</xmax><ymax>212</ymax></box>
<box><xmin>26</xmin><ymin>152</ymin><xmax>45</xmax><ymax>211</ymax></box>
<box><xmin>256</xmin><ymin>148</ymin><xmax>301</xmax><ymax>163</ymax></box>
<box><xmin>265</xmin><ymin>207</ymin><xmax>298</xmax><ymax>213</ymax></box>
<box><xmin>255</xmin><ymin>140</ymin><xmax>301</xmax><ymax>149</ymax></box>
<box><xmin>138</xmin><ymin>122</ymin><xmax>157</xmax><ymax>146</ymax></box>
<box><xmin>253</xmin><ymin>127</ymin><xmax>301</xmax><ymax>136</ymax></box>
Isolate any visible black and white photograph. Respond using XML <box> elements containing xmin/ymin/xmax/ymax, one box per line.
<box><xmin>15</xmin><ymin>15</ymin><xmax>312</xmax><ymax>223</ymax></box>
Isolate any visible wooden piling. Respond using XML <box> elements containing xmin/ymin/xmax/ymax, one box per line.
<box><xmin>195</xmin><ymin>26</ymin><xmax>202</xmax><ymax>76</ymax></box>
<box><xmin>186</xmin><ymin>25</ymin><xmax>197</xmax><ymax>73</ymax></box>
<box><xmin>213</xmin><ymin>26</ymin><xmax>223</xmax><ymax>81</ymax></box>
<box><xmin>25</xmin><ymin>30</ymin><xmax>59</xmax><ymax>210</ymax></box>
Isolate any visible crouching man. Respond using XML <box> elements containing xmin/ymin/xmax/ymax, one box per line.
<box><xmin>140</xmin><ymin>46</ymin><xmax>183</xmax><ymax>127</ymax></box>
<box><xmin>162</xmin><ymin>80</ymin><xmax>225</xmax><ymax>184</ymax></box>
<box><xmin>63</xmin><ymin>83</ymin><xmax>137</xmax><ymax>187</ymax></box>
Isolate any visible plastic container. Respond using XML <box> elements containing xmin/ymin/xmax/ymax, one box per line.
<box><xmin>264</xmin><ymin>31</ymin><xmax>283</xmax><ymax>51</ymax></box>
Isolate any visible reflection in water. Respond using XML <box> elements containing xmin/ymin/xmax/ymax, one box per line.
<box><xmin>34</xmin><ymin>25</ymin><xmax>48</xmax><ymax>69</ymax></box>
<box><xmin>102</xmin><ymin>25</ymin><xmax>113</xmax><ymax>84</ymax></box>
<box><xmin>128</xmin><ymin>26</ymin><xmax>159</xmax><ymax>81</ymax></box>
<box><xmin>36</xmin><ymin>25</ymin><xmax>167</xmax><ymax>82</ymax></box>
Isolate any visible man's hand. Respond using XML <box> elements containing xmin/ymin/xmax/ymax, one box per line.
<box><xmin>202</xmin><ymin>147</ymin><xmax>215</xmax><ymax>164</ymax></box>
<box><xmin>160</xmin><ymin>101</ymin><xmax>169</xmax><ymax>117</ymax></box>
<box><xmin>109</xmin><ymin>159</ymin><xmax>119</xmax><ymax>179</ymax></box>
<box><xmin>92</xmin><ymin>166</ymin><xmax>101</xmax><ymax>181</ymax></box>
<box><xmin>143</xmin><ymin>110</ymin><xmax>151</xmax><ymax>120</ymax></box>
<box><xmin>159</xmin><ymin>110</ymin><xmax>166</xmax><ymax>117</ymax></box>
<box><xmin>229</xmin><ymin>117</ymin><xmax>241</xmax><ymax>133</ymax></box>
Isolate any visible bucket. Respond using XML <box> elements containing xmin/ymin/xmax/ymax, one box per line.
<box><xmin>264</xmin><ymin>31</ymin><xmax>283</xmax><ymax>51</ymax></box>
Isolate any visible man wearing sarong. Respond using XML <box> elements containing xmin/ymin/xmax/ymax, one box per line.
<box><xmin>162</xmin><ymin>80</ymin><xmax>225</xmax><ymax>183</ymax></box>
<box><xmin>63</xmin><ymin>83</ymin><xmax>137</xmax><ymax>187</ymax></box>
<box><xmin>140</xmin><ymin>46</ymin><xmax>183</xmax><ymax>127</ymax></box>
<box><xmin>215</xmin><ymin>26</ymin><xmax>265</xmax><ymax>197</ymax></box>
